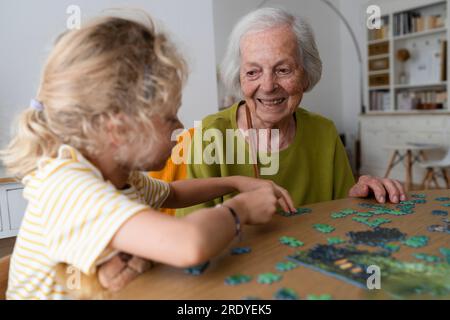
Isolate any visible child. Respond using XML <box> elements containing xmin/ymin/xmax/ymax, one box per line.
<box><xmin>0</xmin><ymin>13</ymin><xmax>295</xmax><ymax>300</ymax></box>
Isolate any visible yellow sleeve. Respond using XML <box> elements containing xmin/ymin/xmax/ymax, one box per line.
<box><xmin>43</xmin><ymin>166</ymin><xmax>148</xmax><ymax>275</ymax></box>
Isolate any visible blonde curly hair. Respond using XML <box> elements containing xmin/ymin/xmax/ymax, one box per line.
<box><xmin>1</xmin><ymin>12</ymin><xmax>187</xmax><ymax>178</ymax></box>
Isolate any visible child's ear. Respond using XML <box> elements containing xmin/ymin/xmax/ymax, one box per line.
<box><xmin>106</xmin><ymin>114</ymin><xmax>130</xmax><ymax>147</ymax></box>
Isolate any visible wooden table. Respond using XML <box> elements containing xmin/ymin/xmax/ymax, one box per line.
<box><xmin>113</xmin><ymin>190</ymin><xmax>450</xmax><ymax>300</ymax></box>
<box><xmin>384</xmin><ymin>144</ymin><xmax>441</xmax><ymax>191</ymax></box>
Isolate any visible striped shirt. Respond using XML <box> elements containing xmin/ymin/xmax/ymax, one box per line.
<box><xmin>7</xmin><ymin>145</ymin><xmax>170</xmax><ymax>300</ymax></box>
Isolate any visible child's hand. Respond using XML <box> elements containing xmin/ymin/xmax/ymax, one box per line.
<box><xmin>97</xmin><ymin>253</ymin><xmax>153</xmax><ymax>292</ymax></box>
<box><xmin>226</xmin><ymin>185</ymin><xmax>283</xmax><ymax>225</ymax></box>
<box><xmin>231</xmin><ymin>176</ymin><xmax>296</xmax><ymax>213</ymax></box>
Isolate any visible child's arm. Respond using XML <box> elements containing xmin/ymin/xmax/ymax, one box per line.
<box><xmin>110</xmin><ymin>186</ymin><xmax>280</xmax><ymax>268</ymax></box>
<box><xmin>163</xmin><ymin>176</ymin><xmax>295</xmax><ymax>213</ymax></box>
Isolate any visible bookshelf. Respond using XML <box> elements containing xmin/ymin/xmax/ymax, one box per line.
<box><xmin>366</xmin><ymin>0</ymin><xmax>449</xmax><ymax>113</ymax></box>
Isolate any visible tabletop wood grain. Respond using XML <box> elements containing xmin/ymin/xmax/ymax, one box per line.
<box><xmin>113</xmin><ymin>190</ymin><xmax>450</xmax><ymax>300</ymax></box>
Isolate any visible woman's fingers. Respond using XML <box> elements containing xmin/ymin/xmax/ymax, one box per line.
<box><xmin>392</xmin><ymin>179</ymin><xmax>407</xmax><ymax>201</ymax></box>
<box><xmin>349</xmin><ymin>175</ymin><xmax>408</xmax><ymax>204</ymax></box>
<box><xmin>380</xmin><ymin>178</ymin><xmax>402</xmax><ymax>203</ymax></box>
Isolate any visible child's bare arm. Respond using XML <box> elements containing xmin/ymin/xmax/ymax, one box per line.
<box><xmin>163</xmin><ymin>176</ymin><xmax>295</xmax><ymax>212</ymax></box>
<box><xmin>110</xmin><ymin>186</ymin><xmax>280</xmax><ymax>268</ymax></box>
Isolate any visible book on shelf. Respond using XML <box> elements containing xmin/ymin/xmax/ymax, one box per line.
<box><xmin>394</xmin><ymin>12</ymin><xmax>446</xmax><ymax>36</ymax></box>
<box><xmin>370</xmin><ymin>91</ymin><xmax>391</xmax><ymax>111</ymax></box>
<box><xmin>396</xmin><ymin>90</ymin><xmax>447</xmax><ymax>110</ymax></box>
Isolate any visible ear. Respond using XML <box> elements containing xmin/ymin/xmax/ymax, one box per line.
<box><xmin>302</xmin><ymin>73</ymin><xmax>310</xmax><ymax>91</ymax></box>
<box><xmin>106</xmin><ymin>114</ymin><xmax>130</xmax><ymax>147</ymax></box>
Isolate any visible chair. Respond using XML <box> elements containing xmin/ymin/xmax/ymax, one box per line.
<box><xmin>419</xmin><ymin>149</ymin><xmax>450</xmax><ymax>189</ymax></box>
<box><xmin>148</xmin><ymin>128</ymin><xmax>194</xmax><ymax>216</ymax></box>
<box><xmin>0</xmin><ymin>255</ymin><xmax>11</xmax><ymax>300</ymax></box>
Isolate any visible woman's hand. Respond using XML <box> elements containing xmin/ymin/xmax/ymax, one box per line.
<box><xmin>231</xmin><ymin>176</ymin><xmax>296</xmax><ymax>213</ymax></box>
<box><xmin>348</xmin><ymin>175</ymin><xmax>406</xmax><ymax>204</ymax></box>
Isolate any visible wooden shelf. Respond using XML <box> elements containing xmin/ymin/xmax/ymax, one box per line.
<box><xmin>362</xmin><ymin>109</ymin><xmax>450</xmax><ymax>116</ymax></box>
<box><xmin>369</xmin><ymin>69</ymin><xmax>390</xmax><ymax>75</ymax></box>
<box><xmin>368</xmin><ymin>53</ymin><xmax>390</xmax><ymax>60</ymax></box>
<box><xmin>394</xmin><ymin>82</ymin><xmax>447</xmax><ymax>90</ymax></box>
<box><xmin>393</xmin><ymin>27</ymin><xmax>446</xmax><ymax>41</ymax></box>
<box><xmin>369</xmin><ymin>85</ymin><xmax>390</xmax><ymax>91</ymax></box>
<box><xmin>368</xmin><ymin>38</ymin><xmax>389</xmax><ymax>45</ymax></box>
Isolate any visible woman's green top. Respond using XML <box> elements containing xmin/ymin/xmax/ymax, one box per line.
<box><xmin>176</xmin><ymin>102</ymin><xmax>355</xmax><ymax>216</ymax></box>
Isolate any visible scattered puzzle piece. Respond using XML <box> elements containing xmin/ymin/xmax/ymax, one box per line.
<box><xmin>411</xmin><ymin>194</ymin><xmax>426</xmax><ymax>199</ymax></box>
<box><xmin>275</xmin><ymin>261</ymin><xmax>298</xmax><ymax>272</ymax></box>
<box><xmin>274</xmin><ymin>288</ymin><xmax>298</xmax><ymax>300</ymax></box>
<box><xmin>225</xmin><ymin>274</ymin><xmax>252</xmax><ymax>285</ymax></box>
<box><xmin>356</xmin><ymin>212</ymin><xmax>374</xmax><ymax>217</ymax></box>
<box><xmin>382</xmin><ymin>243</ymin><xmax>400</xmax><ymax>252</ymax></box>
<box><xmin>403</xmin><ymin>235</ymin><xmax>429</xmax><ymax>248</ymax></box>
<box><xmin>439</xmin><ymin>247</ymin><xmax>450</xmax><ymax>263</ymax></box>
<box><xmin>432</xmin><ymin>210</ymin><xmax>448</xmax><ymax>216</ymax></box>
<box><xmin>279</xmin><ymin>236</ymin><xmax>304</xmax><ymax>248</ymax></box>
<box><xmin>279</xmin><ymin>207</ymin><xmax>312</xmax><ymax>217</ymax></box>
<box><xmin>184</xmin><ymin>261</ymin><xmax>210</xmax><ymax>276</ymax></box>
<box><xmin>257</xmin><ymin>272</ymin><xmax>282</xmax><ymax>284</ymax></box>
<box><xmin>442</xmin><ymin>203</ymin><xmax>450</xmax><ymax>208</ymax></box>
<box><xmin>435</xmin><ymin>197</ymin><xmax>450</xmax><ymax>202</ymax></box>
<box><xmin>307</xmin><ymin>294</ymin><xmax>332</xmax><ymax>300</ymax></box>
<box><xmin>412</xmin><ymin>253</ymin><xmax>441</xmax><ymax>263</ymax></box>
<box><xmin>352</xmin><ymin>217</ymin><xmax>391</xmax><ymax>228</ymax></box>
<box><xmin>313</xmin><ymin>224</ymin><xmax>335</xmax><ymax>233</ymax></box>
<box><xmin>331</xmin><ymin>212</ymin><xmax>347</xmax><ymax>219</ymax></box>
<box><xmin>231</xmin><ymin>247</ymin><xmax>251</xmax><ymax>255</ymax></box>
<box><xmin>327</xmin><ymin>237</ymin><xmax>345</xmax><ymax>245</ymax></box>
<box><xmin>243</xmin><ymin>296</ymin><xmax>262</xmax><ymax>300</ymax></box>
<box><xmin>412</xmin><ymin>199</ymin><xmax>426</xmax><ymax>204</ymax></box>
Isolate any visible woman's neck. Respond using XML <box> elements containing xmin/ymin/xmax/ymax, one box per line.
<box><xmin>237</xmin><ymin>104</ymin><xmax>297</xmax><ymax>151</ymax></box>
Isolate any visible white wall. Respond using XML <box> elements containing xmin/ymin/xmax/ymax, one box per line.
<box><xmin>0</xmin><ymin>0</ymin><xmax>219</xmax><ymax>151</ymax></box>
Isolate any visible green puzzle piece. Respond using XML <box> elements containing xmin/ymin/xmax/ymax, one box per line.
<box><xmin>279</xmin><ymin>207</ymin><xmax>312</xmax><ymax>217</ymax></box>
<box><xmin>413</xmin><ymin>253</ymin><xmax>441</xmax><ymax>263</ymax></box>
<box><xmin>403</xmin><ymin>235</ymin><xmax>429</xmax><ymax>248</ymax></box>
<box><xmin>383</xmin><ymin>243</ymin><xmax>400</xmax><ymax>252</ymax></box>
<box><xmin>275</xmin><ymin>261</ymin><xmax>298</xmax><ymax>272</ymax></box>
<box><xmin>279</xmin><ymin>236</ymin><xmax>304</xmax><ymax>248</ymax></box>
<box><xmin>274</xmin><ymin>288</ymin><xmax>299</xmax><ymax>300</ymax></box>
<box><xmin>356</xmin><ymin>212</ymin><xmax>374</xmax><ymax>217</ymax></box>
<box><xmin>331</xmin><ymin>209</ymin><xmax>358</xmax><ymax>219</ymax></box>
<box><xmin>439</xmin><ymin>248</ymin><xmax>450</xmax><ymax>263</ymax></box>
<box><xmin>225</xmin><ymin>274</ymin><xmax>252</xmax><ymax>285</ymax></box>
<box><xmin>307</xmin><ymin>294</ymin><xmax>333</xmax><ymax>300</ymax></box>
<box><xmin>352</xmin><ymin>217</ymin><xmax>391</xmax><ymax>228</ymax></box>
<box><xmin>327</xmin><ymin>237</ymin><xmax>345</xmax><ymax>245</ymax></box>
<box><xmin>313</xmin><ymin>224</ymin><xmax>335</xmax><ymax>233</ymax></box>
<box><xmin>257</xmin><ymin>272</ymin><xmax>282</xmax><ymax>284</ymax></box>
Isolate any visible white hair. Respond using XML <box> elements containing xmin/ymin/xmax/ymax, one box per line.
<box><xmin>221</xmin><ymin>7</ymin><xmax>322</xmax><ymax>100</ymax></box>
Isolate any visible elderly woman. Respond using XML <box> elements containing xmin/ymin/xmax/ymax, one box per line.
<box><xmin>176</xmin><ymin>7</ymin><xmax>405</xmax><ymax>215</ymax></box>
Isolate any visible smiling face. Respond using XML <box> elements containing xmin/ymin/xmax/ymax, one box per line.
<box><xmin>239</xmin><ymin>24</ymin><xmax>307</xmax><ymax>126</ymax></box>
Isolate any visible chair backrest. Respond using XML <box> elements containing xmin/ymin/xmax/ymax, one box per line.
<box><xmin>0</xmin><ymin>255</ymin><xmax>11</xmax><ymax>300</ymax></box>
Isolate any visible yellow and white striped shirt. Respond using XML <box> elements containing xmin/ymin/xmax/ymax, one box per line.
<box><xmin>7</xmin><ymin>145</ymin><xmax>170</xmax><ymax>300</ymax></box>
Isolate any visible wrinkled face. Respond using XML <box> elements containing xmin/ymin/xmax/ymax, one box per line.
<box><xmin>240</xmin><ymin>25</ymin><xmax>307</xmax><ymax>126</ymax></box>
